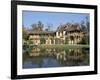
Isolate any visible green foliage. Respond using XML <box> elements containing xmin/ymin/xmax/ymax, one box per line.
<box><xmin>80</xmin><ymin>35</ymin><xmax>89</xmax><ymax>44</ymax></box>
<box><xmin>55</xmin><ymin>38</ymin><xmax>61</xmax><ymax>44</ymax></box>
<box><xmin>22</xmin><ymin>27</ymin><xmax>29</xmax><ymax>40</ymax></box>
<box><xmin>23</xmin><ymin>41</ymin><xmax>28</xmax><ymax>51</ymax></box>
<box><xmin>40</xmin><ymin>36</ymin><xmax>46</xmax><ymax>44</ymax></box>
<box><xmin>51</xmin><ymin>38</ymin><xmax>54</xmax><ymax>44</ymax></box>
<box><xmin>65</xmin><ymin>36</ymin><xmax>68</xmax><ymax>44</ymax></box>
<box><xmin>23</xmin><ymin>40</ymin><xmax>33</xmax><ymax>53</ymax></box>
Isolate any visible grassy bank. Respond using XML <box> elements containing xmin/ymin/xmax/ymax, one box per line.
<box><xmin>37</xmin><ymin>44</ymin><xmax>89</xmax><ymax>50</ymax></box>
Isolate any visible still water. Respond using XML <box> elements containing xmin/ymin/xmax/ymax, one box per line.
<box><xmin>23</xmin><ymin>48</ymin><xmax>89</xmax><ymax>69</ymax></box>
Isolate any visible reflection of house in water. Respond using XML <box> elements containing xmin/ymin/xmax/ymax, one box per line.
<box><xmin>23</xmin><ymin>48</ymin><xmax>89</xmax><ymax>68</ymax></box>
<box><xmin>29</xmin><ymin>48</ymin><xmax>87</xmax><ymax>61</ymax></box>
<box><xmin>29</xmin><ymin>23</ymin><xmax>84</xmax><ymax>45</ymax></box>
<box><xmin>67</xmin><ymin>49</ymin><xmax>84</xmax><ymax>60</ymax></box>
<box><xmin>56</xmin><ymin>51</ymin><xmax>66</xmax><ymax>61</ymax></box>
<box><xmin>56</xmin><ymin>49</ymin><xmax>84</xmax><ymax>61</ymax></box>
<box><xmin>29</xmin><ymin>48</ymin><xmax>40</xmax><ymax>56</ymax></box>
<box><xmin>55</xmin><ymin>48</ymin><xmax>89</xmax><ymax>66</ymax></box>
<box><xmin>29</xmin><ymin>48</ymin><xmax>55</xmax><ymax>57</ymax></box>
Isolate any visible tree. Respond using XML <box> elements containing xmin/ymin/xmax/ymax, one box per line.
<box><xmin>40</xmin><ymin>36</ymin><xmax>46</xmax><ymax>44</ymax></box>
<box><xmin>55</xmin><ymin>38</ymin><xmax>61</xmax><ymax>44</ymax></box>
<box><xmin>45</xmin><ymin>28</ymin><xmax>49</xmax><ymax>31</ymax></box>
<box><xmin>31</xmin><ymin>23</ymin><xmax>37</xmax><ymax>31</ymax></box>
<box><xmin>22</xmin><ymin>26</ymin><xmax>29</xmax><ymax>40</ymax></box>
<box><xmin>31</xmin><ymin>21</ymin><xmax>44</xmax><ymax>32</ymax></box>
<box><xmin>47</xmin><ymin>23</ymin><xmax>53</xmax><ymax>31</ymax></box>
<box><xmin>86</xmin><ymin>16</ymin><xmax>90</xmax><ymax>32</ymax></box>
<box><xmin>85</xmin><ymin>16</ymin><xmax>90</xmax><ymax>44</ymax></box>
<box><xmin>81</xmin><ymin>21</ymin><xmax>87</xmax><ymax>32</ymax></box>
<box><xmin>80</xmin><ymin>35</ymin><xmax>89</xmax><ymax>44</ymax></box>
<box><xmin>38</xmin><ymin>21</ymin><xmax>43</xmax><ymax>31</ymax></box>
<box><xmin>80</xmin><ymin>20</ymin><xmax>89</xmax><ymax>44</ymax></box>
<box><xmin>65</xmin><ymin>36</ymin><xmax>68</xmax><ymax>44</ymax></box>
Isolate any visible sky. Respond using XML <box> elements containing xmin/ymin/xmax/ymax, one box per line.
<box><xmin>22</xmin><ymin>11</ymin><xmax>89</xmax><ymax>31</ymax></box>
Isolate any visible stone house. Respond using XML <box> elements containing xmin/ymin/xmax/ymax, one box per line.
<box><xmin>28</xmin><ymin>23</ymin><xmax>84</xmax><ymax>45</ymax></box>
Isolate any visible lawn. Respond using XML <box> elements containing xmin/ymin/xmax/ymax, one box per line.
<box><xmin>37</xmin><ymin>44</ymin><xmax>89</xmax><ymax>50</ymax></box>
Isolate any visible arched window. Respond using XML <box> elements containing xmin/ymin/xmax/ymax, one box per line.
<box><xmin>70</xmin><ymin>36</ymin><xmax>74</xmax><ymax>40</ymax></box>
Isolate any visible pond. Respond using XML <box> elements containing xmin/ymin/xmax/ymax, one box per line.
<box><xmin>23</xmin><ymin>47</ymin><xmax>89</xmax><ymax>69</ymax></box>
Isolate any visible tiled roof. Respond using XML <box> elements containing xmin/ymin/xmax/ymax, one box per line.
<box><xmin>57</xmin><ymin>23</ymin><xmax>82</xmax><ymax>32</ymax></box>
<box><xmin>28</xmin><ymin>31</ymin><xmax>56</xmax><ymax>35</ymax></box>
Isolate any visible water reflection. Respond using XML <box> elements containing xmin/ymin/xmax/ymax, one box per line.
<box><xmin>23</xmin><ymin>48</ymin><xmax>89</xmax><ymax>69</ymax></box>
